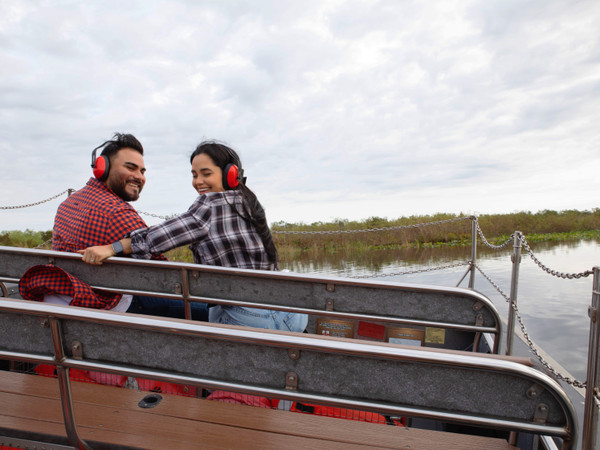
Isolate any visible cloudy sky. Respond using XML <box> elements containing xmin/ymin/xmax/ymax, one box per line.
<box><xmin>1</xmin><ymin>0</ymin><xmax>599</xmax><ymax>231</ymax></box>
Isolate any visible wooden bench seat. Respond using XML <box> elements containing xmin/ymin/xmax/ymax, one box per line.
<box><xmin>0</xmin><ymin>371</ymin><xmax>516</xmax><ymax>450</ymax></box>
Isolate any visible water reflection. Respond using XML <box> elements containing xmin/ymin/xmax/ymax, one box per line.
<box><xmin>281</xmin><ymin>239</ymin><xmax>600</xmax><ymax>382</ymax></box>
<box><xmin>281</xmin><ymin>239</ymin><xmax>594</xmax><ymax>276</ymax></box>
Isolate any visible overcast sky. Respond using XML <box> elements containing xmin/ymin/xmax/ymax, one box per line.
<box><xmin>1</xmin><ymin>0</ymin><xmax>599</xmax><ymax>231</ymax></box>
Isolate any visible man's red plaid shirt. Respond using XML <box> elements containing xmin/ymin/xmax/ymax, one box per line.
<box><xmin>19</xmin><ymin>177</ymin><xmax>164</xmax><ymax>309</ymax></box>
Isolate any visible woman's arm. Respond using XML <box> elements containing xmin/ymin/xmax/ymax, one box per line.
<box><xmin>80</xmin><ymin>196</ymin><xmax>211</xmax><ymax>264</ymax></box>
<box><xmin>129</xmin><ymin>199</ymin><xmax>211</xmax><ymax>257</ymax></box>
<box><xmin>78</xmin><ymin>238</ymin><xmax>132</xmax><ymax>265</ymax></box>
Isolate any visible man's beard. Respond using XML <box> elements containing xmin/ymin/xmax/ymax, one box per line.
<box><xmin>108</xmin><ymin>179</ymin><xmax>142</xmax><ymax>202</ymax></box>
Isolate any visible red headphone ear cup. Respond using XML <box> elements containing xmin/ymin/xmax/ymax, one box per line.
<box><xmin>223</xmin><ymin>163</ymin><xmax>239</xmax><ymax>190</ymax></box>
<box><xmin>93</xmin><ymin>155</ymin><xmax>110</xmax><ymax>181</ymax></box>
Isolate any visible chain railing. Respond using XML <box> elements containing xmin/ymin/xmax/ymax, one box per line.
<box><xmin>475</xmin><ymin>219</ymin><xmax>514</xmax><ymax>250</ymax></box>
<box><xmin>520</xmin><ymin>234</ymin><xmax>594</xmax><ymax>279</ymax></box>
<box><xmin>0</xmin><ymin>190</ymin><xmax>73</xmax><ymax>250</ymax></box>
<box><xmin>137</xmin><ymin>211</ymin><xmax>173</xmax><ymax>220</ymax></box>
<box><xmin>327</xmin><ymin>218</ymin><xmax>593</xmax><ymax>391</ymax></box>
<box><xmin>270</xmin><ymin>216</ymin><xmax>471</xmax><ymax>235</ymax></box>
<box><xmin>473</xmin><ymin>227</ymin><xmax>593</xmax><ymax>390</ymax></box>
<box><xmin>516</xmin><ymin>232</ymin><xmax>593</xmax><ymax>391</ymax></box>
<box><xmin>350</xmin><ymin>261</ymin><xmax>470</xmax><ymax>279</ymax></box>
<box><xmin>0</xmin><ymin>189</ymin><xmax>73</xmax><ymax>210</ymax></box>
<box><xmin>474</xmin><ymin>262</ymin><xmax>587</xmax><ymax>389</ymax></box>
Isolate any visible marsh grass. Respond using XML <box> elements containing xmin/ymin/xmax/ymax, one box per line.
<box><xmin>272</xmin><ymin>209</ymin><xmax>600</xmax><ymax>255</ymax></box>
<box><xmin>2</xmin><ymin>209</ymin><xmax>599</xmax><ymax>264</ymax></box>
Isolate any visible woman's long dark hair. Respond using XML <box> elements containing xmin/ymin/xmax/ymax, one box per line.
<box><xmin>190</xmin><ymin>141</ymin><xmax>279</xmax><ymax>269</ymax></box>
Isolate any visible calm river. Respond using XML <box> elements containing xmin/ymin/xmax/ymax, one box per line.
<box><xmin>280</xmin><ymin>239</ymin><xmax>600</xmax><ymax>383</ymax></box>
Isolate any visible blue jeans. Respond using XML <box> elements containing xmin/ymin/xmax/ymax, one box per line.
<box><xmin>209</xmin><ymin>306</ymin><xmax>308</xmax><ymax>332</ymax></box>
<box><xmin>128</xmin><ymin>296</ymin><xmax>209</xmax><ymax>322</ymax></box>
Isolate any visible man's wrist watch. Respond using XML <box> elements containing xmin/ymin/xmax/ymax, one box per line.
<box><xmin>111</xmin><ymin>240</ymin><xmax>124</xmax><ymax>256</ymax></box>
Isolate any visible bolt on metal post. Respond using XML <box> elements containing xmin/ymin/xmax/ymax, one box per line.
<box><xmin>506</xmin><ymin>232</ymin><xmax>522</xmax><ymax>355</ymax></box>
<box><xmin>582</xmin><ymin>266</ymin><xmax>600</xmax><ymax>450</ymax></box>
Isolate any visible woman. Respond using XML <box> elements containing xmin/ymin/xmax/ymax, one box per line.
<box><xmin>80</xmin><ymin>141</ymin><xmax>307</xmax><ymax>333</ymax></box>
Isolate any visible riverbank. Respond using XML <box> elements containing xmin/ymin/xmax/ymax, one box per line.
<box><xmin>2</xmin><ymin>209</ymin><xmax>598</xmax><ymax>263</ymax></box>
<box><xmin>272</xmin><ymin>209</ymin><xmax>600</xmax><ymax>254</ymax></box>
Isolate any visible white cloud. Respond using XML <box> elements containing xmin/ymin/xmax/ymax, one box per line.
<box><xmin>1</xmin><ymin>0</ymin><xmax>599</xmax><ymax>231</ymax></box>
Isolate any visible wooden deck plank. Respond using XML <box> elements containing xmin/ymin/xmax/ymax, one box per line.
<box><xmin>0</xmin><ymin>371</ymin><xmax>516</xmax><ymax>449</ymax></box>
<box><xmin>1</xmin><ymin>371</ymin><xmax>398</xmax><ymax>445</ymax></box>
<box><xmin>0</xmin><ymin>390</ymin><xmax>392</xmax><ymax>450</ymax></box>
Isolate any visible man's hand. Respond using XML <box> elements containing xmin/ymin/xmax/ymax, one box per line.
<box><xmin>77</xmin><ymin>245</ymin><xmax>115</xmax><ymax>265</ymax></box>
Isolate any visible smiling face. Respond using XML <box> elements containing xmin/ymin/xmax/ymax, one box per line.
<box><xmin>105</xmin><ymin>148</ymin><xmax>146</xmax><ymax>202</ymax></box>
<box><xmin>191</xmin><ymin>153</ymin><xmax>225</xmax><ymax>195</ymax></box>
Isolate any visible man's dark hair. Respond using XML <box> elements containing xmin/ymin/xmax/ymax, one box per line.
<box><xmin>98</xmin><ymin>133</ymin><xmax>144</xmax><ymax>160</ymax></box>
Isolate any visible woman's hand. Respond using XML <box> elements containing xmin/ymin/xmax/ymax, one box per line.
<box><xmin>77</xmin><ymin>245</ymin><xmax>115</xmax><ymax>265</ymax></box>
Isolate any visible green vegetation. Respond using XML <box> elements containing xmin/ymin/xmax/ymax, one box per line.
<box><xmin>2</xmin><ymin>209</ymin><xmax>599</xmax><ymax>263</ymax></box>
<box><xmin>0</xmin><ymin>230</ymin><xmax>53</xmax><ymax>249</ymax></box>
<box><xmin>271</xmin><ymin>209</ymin><xmax>600</xmax><ymax>256</ymax></box>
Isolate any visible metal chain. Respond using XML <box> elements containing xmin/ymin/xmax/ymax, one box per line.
<box><xmin>350</xmin><ymin>261</ymin><xmax>469</xmax><ymax>279</ymax></box>
<box><xmin>139</xmin><ymin>211</ymin><xmax>473</xmax><ymax>236</ymax></box>
<box><xmin>271</xmin><ymin>216</ymin><xmax>472</xmax><ymax>235</ymax></box>
<box><xmin>474</xmin><ymin>263</ymin><xmax>586</xmax><ymax>388</ymax></box>
<box><xmin>512</xmin><ymin>300</ymin><xmax>586</xmax><ymax>388</ymax></box>
<box><xmin>473</xmin><ymin>263</ymin><xmax>511</xmax><ymax>300</ymax></box>
<box><xmin>0</xmin><ymin>189</ymin><xmax>72</xmax><ymax>210</ymax></box>
<box><xmin>137</xmin><ymin>210</ymin><xmax>173</xmax><ymax>220</ymax></box>
<box><xmin>519</xmin><ymin>233</ymin><xmax>593</xmax><ymax>279</ymax></box>
<box><xmin>475</xmin><ymin>220</ymin><xmax>514</xmax><ymax>250</ymax></box>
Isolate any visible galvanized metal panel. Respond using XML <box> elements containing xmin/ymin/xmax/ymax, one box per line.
<box><xmin>0</xmin><ymin>247</ymin><xmax>500</xmax><ymax>333</ymax></box>
<box><xmin>0</xmin><ymin>299</ymin><xmax>576</xmax><ymax>441</ymax></box>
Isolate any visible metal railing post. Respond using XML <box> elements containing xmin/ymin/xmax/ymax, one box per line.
<box><xmin>505</xmin><ymin>231</ymin><xmax>522</xmax><ymax>355</ymax></box>
<box><xmin>468</xmin><ymin>217</ymin><xmax>477</xmax><ymax>289</ymax></box>
<box><xmin>582</xmin><ymin>266</ymin><xmax>600</xmax><ymax>450</ymax></box>
<box><xmin>50</xmin><ymin>317</ymin><xmax>92</xmax><ymax>450</ymax></box>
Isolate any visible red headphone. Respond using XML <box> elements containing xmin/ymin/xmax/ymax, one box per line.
<box><xmin>222</xmin><ymin>147</ymin><xmax>245</xmax><ymax>190</ymax></box>
<box><xmin>91</xmin><ymin>146</ymin><xmax>110</xmax><ymax>181</ymax></box>
<box><xmin>223</xmin><ymin>163</ymin><xmax>242</xmax><ymax>190</ymax></box>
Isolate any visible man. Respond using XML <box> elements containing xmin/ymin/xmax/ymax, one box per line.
<box><xmin>19</xmin><ymin>133</ymin><xmax>207</xmax><ymax>320</ymax></box>
<box><xmin>53</xmin><ymin>133</ymin><xmax>148</xmax><ymax>255</ymax></box>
